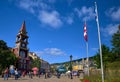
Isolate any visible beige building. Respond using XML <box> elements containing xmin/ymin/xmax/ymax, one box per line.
<box><xmin>73</xmin><ymin>65</ymin><xmax>84</xmax><ymax>71</ymax></box>
<box><xmin>28</xmin><ymin>52</ymin><xmax>38</xmax><ymax>60</ymax></box>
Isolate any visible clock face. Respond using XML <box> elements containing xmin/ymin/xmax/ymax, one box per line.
<box><xmin>22</xmin><ymin>44</ymin><xmax>25</xmax><ymax>47</ymax></box>
<box><xmin>20</xmin><ymin>51</ymin><xmax>25</xmax><ymax>58</ymax></box>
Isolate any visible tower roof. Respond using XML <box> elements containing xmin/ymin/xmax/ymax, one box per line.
<box><xmin>20</xmin><ymin>21</ymin><xmax>27</xmax><ymax>33</ymax></box>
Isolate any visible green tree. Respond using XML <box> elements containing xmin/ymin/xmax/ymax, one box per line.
<box><xmin>68</xmin><ymin>63</ymin><xmax>72</xmax><ymax>71</ymax></box>
<box><xmin>0</xmin><ymin>40</ymin><xmax>17</xmax><ymax>74</ymax></box>
<box><xmin>93</xmin><ymin>45</ymin><xmax>112</xmax><ymax>68</ymax></box>
<box><xmin>31</xmin><ymin>58</ymin><xmax>41</xmax><ymax>69</ymax></box>
<box><xmin>111</xmin><ymin>25</ymin><xmax>120</xmax><ymax>58</ymax></box>
<box><xmin>93</xmin><ymin>53</ymin><xmax>100</xmax><ymax>68</ymax></box>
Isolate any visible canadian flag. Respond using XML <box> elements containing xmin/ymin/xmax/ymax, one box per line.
<box><xmin>84</xmin><ymin>22</ymin><xmax>88</xmax><ymax>42</ymax></box>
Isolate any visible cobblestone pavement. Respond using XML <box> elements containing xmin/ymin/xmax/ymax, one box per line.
<box><xmin>0</xmin><ymin>75</ymin><xmax>81</xmax><ymax>82</ymax></box>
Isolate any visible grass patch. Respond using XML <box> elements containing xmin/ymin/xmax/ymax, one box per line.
<box><xmin>80</xmin><ymin>61</ymin><xmax>120</xmax><ymax>82</ymax></box>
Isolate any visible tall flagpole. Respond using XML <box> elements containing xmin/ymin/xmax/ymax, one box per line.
<box><xmin>95</xmin><ymin>2</ymin><xmax>104</xmax><ymax>82</ymax></box>
<box><xmin>84</xmin><ymin>21</ymin><xmax>89</xmax><ymax>76</ymax></box>
<box><xmin>86</xmin><ymin>41</ymin><xmax>89</xmax><ymax>76</ymax></box>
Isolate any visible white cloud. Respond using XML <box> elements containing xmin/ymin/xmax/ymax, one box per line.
<box><xmin>35</xmin><ymin>51</ymin><xmax>44</xmax><ymax>56</ymax></box>
<box><xmin>36</xmin><ymin>48</ymin><xmax>66</xmax><ymax>56</ymax></box>
<box><xmin>101</xmin><ymin>24</ymin><xmax>118</xmax><ymax>36</ymax></box>
<box><xmin>91</xmin><ymin>48</ymin><xmax>98</xmax><ymax>51</ymax></box>
<box><xmin>66</xmin><ymin>16</ymin><xmax>73</xmax><ymax>25</ymax></box>
<box><xmin>18</xmin><ymin>0</ymin><xmax>50</xmax><ymax>13</ymax></box>
<box><xmin>74</xmin><ymin>8</ymin><xmax>82</xmax><ymax>17</ymax></box>
<box><xmin>44</xmin><ymin>48</ymin><xmax>66</xmax><ymax>55</ymax></box>
<box><xmin>74</xmin><ymin>6</ymin><xmax>95</xmax><ymax>21</ymax></box>
<box><xmin>107</xmin><ymin>7</ymin><xmax>120</xmax><ymax>21</ymax></box>
<box><xmin>18</xmin><ymin>0</ymin><xmax>35</xmax><ymax>14</ymax></box>
<box><xmin>12</xmin><ymin>0</ymin><xmax>75</xmax><ymax>28</ymax></box>
<box><xmin>13</xmin><ymin>0</ymin><xmax>64</xmax><ymax>28</ymax></box>
<box><xmin>38</xmin><ymin>10</ymin><xmax>62</xmax><ymax>28</ymax></box>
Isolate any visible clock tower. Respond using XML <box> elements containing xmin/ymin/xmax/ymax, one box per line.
<box><xmin>14</xmin><ymin>21</ymin><xmax>30</xmax><ymax>71</ymax></box>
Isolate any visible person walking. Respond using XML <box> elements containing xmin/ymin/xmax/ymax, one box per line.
<box><xmin>10</xmin><ymin>68</ymin><xmax>15</xmax><ymax>78</ymax></box>
<box><xmin>38</xmin><ymin>71</ymin><xmax>40</xmax><ymax>78</ymax></box>
<box><xmin>29</xmin><ymin>71</ymin><xmax>33</xmax><ymax>79</ymax></box>
<box><xmin>44</xmin><ymin>72</ymin><xmax>47</xmax><ymax>79</ymax></box>
<box><xmin>57</xmin><ymin>72</ymin><xmax>60</xmax><ymax>79</ymax></box>
<box><xmin>77</xmin><ymin>71</ymin><xmax>80</xmax><ymax>78</ymax></box>
<box><xmin>22</xmin><ymin>70</ymin><xmax>26</xmax><ymax>77</ymax></box>
<box><xmin>4</xmin><ymin>67</ymin><xmax>9</xmax><ymax>80</ymax></box>
<box><xmin>15</xmin><ymin>69</ymin><xmax>18</xmax><ymax>80</ymax></box>
<box><xmin>9</xmin><ymin>65</ymin><xmax>15</xmax><ymax>78</ymax></box>
<box><xmin>70</xmin><ymin>71</ymin><xmax>73</xmax><ymax>79</ymax></box>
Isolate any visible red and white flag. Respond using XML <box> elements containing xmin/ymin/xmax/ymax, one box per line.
<box><xmin>84</xmin><ymin>22</ymin><xmax>88</xmax><ymax>42</ymax></box>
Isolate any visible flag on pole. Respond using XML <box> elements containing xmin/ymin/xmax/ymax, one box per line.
<box><xmin>95</xmin><ymin>2</ymin><xmax>98</xmax><ymax>22</ymax></box>
<box><xmin>83</xmin><ymin>21</ymin><xmax>89</xmax><ymax>76</ymax></box>
<box><xmin>84</xmin><ymin>22</ymin><xmax>88</xmax><ymax>42</ymax></box>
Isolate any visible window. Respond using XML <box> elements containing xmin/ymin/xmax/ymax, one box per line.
<box><xmin>20</xmin><ymin>51</ymin><xmax>25</xmax><ymax>58</ymax></box>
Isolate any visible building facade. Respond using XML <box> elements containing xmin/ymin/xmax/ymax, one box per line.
<box><xmin>28</xmin><ymin>52</ymin><xmax>50</xmax><ymax>73</ymax></box>
<box><xmin>40</xmin><ymin>59</ymin><xmax>50</xmax><ymax>73</ymax></box>
<box><xmin>29</xmin><ymin>52</ymin><xmax>38</xmax><ymax>60</ymax></box>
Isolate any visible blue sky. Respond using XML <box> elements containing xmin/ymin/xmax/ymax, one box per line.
<box><xmin>0</xmin><ymin>0</ymin><xmax>120</xmax><ymax>64</ymax></box>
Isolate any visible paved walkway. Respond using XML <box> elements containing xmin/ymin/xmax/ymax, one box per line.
<box><xmin>0</xmin><ymin>75</ymin><xmax>81</xmax><ymax>82</ymax></box>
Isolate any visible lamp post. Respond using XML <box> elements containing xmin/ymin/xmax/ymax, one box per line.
<box><xmin>70</xmin><ymin>55</ymin><xmax>73</xmax><ymax>79</ymax></box>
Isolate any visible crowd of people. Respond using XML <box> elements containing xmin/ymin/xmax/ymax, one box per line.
<box><xmin>1</xmin><ymin>67</ymin><xmax>81</xmax><ymax>81</ymax></box>
<box><xmin>1</xmin><ymin>67</ymin><xmax>52</xmax><ymax>80</ymax></box>
<box><xmin>2</xmin><ymin>67</ymin><xmax>26</xmax><ymax>80</ymax></box>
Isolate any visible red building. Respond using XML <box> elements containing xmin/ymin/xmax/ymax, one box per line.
<box><xmin>12</xmin><ymin>21</ymin><xmax>30</xmax><ymax>72</ymax></box>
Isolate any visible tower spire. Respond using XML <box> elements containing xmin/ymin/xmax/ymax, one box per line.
<box><xmin>20</xmin><ymin>21</ymin><xmax>26</xmax><ymax>34</ymax></box>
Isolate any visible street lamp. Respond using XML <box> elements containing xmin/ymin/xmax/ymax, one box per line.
<box><xmin>70</xmin><ymin>55</ymin><xmax>72</xmax><ymax>62</ymax></box>
<box><xmin>70</xmin><ymin>55</ymin><xmax>73</xmax><ymax>79</ymax></box>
